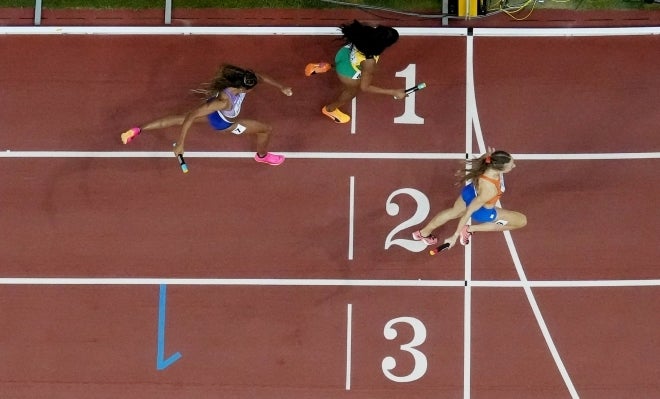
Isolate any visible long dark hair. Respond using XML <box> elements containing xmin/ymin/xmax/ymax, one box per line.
<box><xmin>339</xmin><ymin>20</ymin><xmax>399</xmax><ymax>58</ymax></box>
<box><xmin>192</xmin><ymin>64</ymin><xmax>258</xmax><ymax>99</ymax></box>
<box><xmin>458</xmin><ymin>150</ymin><xmax>512</xmax><ymax>186</ymax></box>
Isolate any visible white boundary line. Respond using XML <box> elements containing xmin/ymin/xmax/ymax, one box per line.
<box><xmin>345</xmin><ymin>303</ymin><xmax>353</xmax><ymax>390</ymax></box>
<box><xmin>0</xmin><ymin>278</ymin><xmax>465</xmax><ymax>286</ymax></box>
<box><xmin>1</xmin><ymin>26</ymin><xmax>658</xmax><ymax>37</ymax></box>
<box><xmin>472</xmin><ymin>279</ymin><xmax>660</xmax><ymax>288</ymax></box>
<box><xmin>503</xmin><ymin>231</ymin><xmax>579</xmax><ymax>398</ymax></box>
<box><xmin>463</xmin><ymin>31</ymin><xmax>475</xmax><ymax>399</ymax></box>
<box><xmin>351</xmin><ymin>98</ymin><xmax>357</xmax><ymax>134</ymax></box>
<box><xmin>0</xmin><ymin>151</ymin><xmax>462</xmax><ymax>159</ymax></box>
<box><xmin>348</xmin><ymin>176</ymin><xmax>355</xmax><ymax>261</ymax></box>
<box><xmin>474</xmin><ymin>27</ymin><xmax>660</xmax><ymax>37</ymax></box>
<box><xmin>506</xmin><ymin>153</ymin><xmax>660</xmax><ymax>160</ymax></box>
<box><xmin>463</xmin><ymin>256</ymin><xmax>472</xmax><ymax>399</ymax></box>
<box><xmin>1</xmin><ymin>151</ymin><xmax>658</xmax><ymax>160</ymax></box>
<box><xmin>0</xmin><ymin>26</ymin><xmax>467</xmax><ymax>36</ymax></box>
<box><xmin>0</xmin><ymin>278</ymin><xmax>657</xmax><ymax>286</ymax></box>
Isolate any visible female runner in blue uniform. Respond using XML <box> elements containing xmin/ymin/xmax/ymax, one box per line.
<box><xmin>412</xmin><ymin>149</ymin><xmax>527</xmax><ymax>248</ymax></box>
<box><xmin>305</xmin><ymin>20</ymin><xmax>406</xmax><ymax>124</ymax></box>
<box><xmin>120</xmin><ymin>64</ymin><xmax>292</xmax><ymax>166</ymax></box>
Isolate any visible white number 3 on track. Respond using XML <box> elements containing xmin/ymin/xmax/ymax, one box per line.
<box><xmin>382</xmin><ymin>316</ymin><xmax>428</xmax><ymax>382</ymax></box>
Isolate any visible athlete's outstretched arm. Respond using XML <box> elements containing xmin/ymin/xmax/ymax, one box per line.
<box><xmin>255</xmin><ymin>72</ymin><xmax>293</xmax><ymax>96</ymax></box>
<box><xmin>358</xmin><ymin>59</ymin><xmax>406</xmax><ymax>99</ymax></box>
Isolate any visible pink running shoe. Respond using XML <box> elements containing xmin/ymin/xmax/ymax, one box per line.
<box><xmin>459</xmin><ymin>225</ymin><xmax>472</xmax><ymax>246</ymax></box>
<box><xmin>121</xmin><ymin>127</ymin><xmax>141</xmax><ymax>144</ymax></box>
<box><xmin>412</xmin><ymin>230</ymin><xmax>438</xmax><ymax>245</ymax></box>
<box><xmin>254</xmin><ymin>152</ymin><xmax>285</xmax><ymax>166</ymax></box>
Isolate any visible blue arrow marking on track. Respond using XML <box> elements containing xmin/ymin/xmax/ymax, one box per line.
<box><xmin>156</xmin><ymin>284</ymin><xmax>182</xmax><ymax>370</ymax></box>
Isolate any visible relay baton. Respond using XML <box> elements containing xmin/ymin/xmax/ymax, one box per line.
<box><xmin>429</xmin><ymin>242</ymin><xmax>450</xmax><ymax>256</ymax></box>
<box><xmin>177</xmin><ymin>154</ymin><xmax>189</xmax><ymax>173</ymax></box>
<box><xmin>173</xmin><ymin>142</ymin><xmax>189</xmax><ymax>173</ymax></box>
<box><xmin>405</xmin><ymin>82</ymin><xmax>427</xmax><ymax>95</ymax></box>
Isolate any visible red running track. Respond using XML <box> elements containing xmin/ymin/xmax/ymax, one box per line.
<box><xmin>0</xmin><ymin>28</ymin><xmax>659</xmax><ymax>399</ymax></box>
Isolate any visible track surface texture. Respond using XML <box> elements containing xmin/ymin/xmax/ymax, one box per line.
<box><xmin>0</xmin><ymin>11</ymin><xmax>659</xmax><ymax>399</ymax></box>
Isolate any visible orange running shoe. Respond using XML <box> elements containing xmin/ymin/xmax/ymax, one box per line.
<box><xmin>305</xmin><ymin>62</ymin><xmax>331</xmax><ymax>76</ymax></box>
<box><xmin>322</xmin><ymin>106</ymin><xmax>350</xmax><ymax>124</ymax></box>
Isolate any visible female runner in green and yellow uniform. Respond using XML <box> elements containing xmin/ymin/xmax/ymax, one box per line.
<box><xmin>305</xmin><ymin>20</ymin><xmax>406</xmax><ymax>124</ymax></box>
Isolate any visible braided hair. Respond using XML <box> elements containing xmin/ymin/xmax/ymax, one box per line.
<box><xmin>339</xmin><ymin>20</ymin><xmax>399</xmax><ymax>58</ymax></box>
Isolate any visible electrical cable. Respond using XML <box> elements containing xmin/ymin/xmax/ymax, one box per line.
<box><xmin>318</xmin><ymin>0</ymin><xmax>551</xmax><ymax>22</ymax></box>
<box><xmin>318</xmin><ymin>0</ymin><xmax>450</xmax><ymax>19</ymax></box>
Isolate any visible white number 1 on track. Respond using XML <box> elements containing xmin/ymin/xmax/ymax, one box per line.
<box><xmin>394</xmin><ymin>64</ymin><xmax>425</xmax><ymax>125</ymax></box>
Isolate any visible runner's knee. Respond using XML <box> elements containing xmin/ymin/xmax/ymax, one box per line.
<box><xmin>257</xmin><ymin>124</ymin><xmax>272</xmax><ymax>137</ymax></box>
<box><xmin>242</xmin><ymin>122</ymin><xmax>271</xmax><ymax>136</ymax></box>
<box><xmin>254</xmin><ymin>122</ymin><xmax>272</xmax><ymax>134</ymax></box>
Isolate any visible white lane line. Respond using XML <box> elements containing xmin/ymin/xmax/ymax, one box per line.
<box><xmin>472</xmin><ymin>280</ymin><xmax>660</xmax><ymax>287</ymax></box>
<box><xmin>0</xmin><ymin>278</ymin><xmax>656</xmax><ymax>287</ymax></box>
<box><xmin>474</xmin><ymin>27</ymin><xmax>660</xmax><ymax>37</ymax></box>
<box><xmin>346</xmin><ymin>303</ymin><xmax>353</xmax><ymax>390</ymax></box>
<box><xmin>351</xmin><ymin>97</ymin><xmax>357</xmax><ymax>135</ymax></box>
<box><xmin>2</xmin><ymin>26</ymin><xmax>657</xmax><ymax>37</ymax></box>
<box><xmin>348</xmin><ymin>176</ymin><xmax>355</xmax><ymax>260</ymax></box>
<box><xmin>463</xmin><ymin>246</ymin><xmax>472</xmax><ymax>399</ymax></box>
<box><xmin>465</xmin><ymin>34</ymin><xmax>473</xmax><ymax>157</ymax></box>
<box><xmin>1</xmin><ymin>151</ymin><xmax>657</xmax><ymax>160</ymax></box>
<box><xmin>0</xmin><ymin>26</ymin><xmax>469</xmax><ymax>36</ymax></box>
<box><xmin>0</xmin><ymin>151</ymin><xmax>462</xmax><ymax>159</ymax></box>
<box><xmin>0</xmin><ymin>278</ymin><xmax>467</xmax><ymax>286</ymax></box>
<box><xmin>503</xmin><ymin>231</ymin><xmax>580</xmax><ymax>398</ymax></box>
<box><xmin>463</xmin><ymin>31</ymin><xmax>475</xmax><ymax>399</ymax></box>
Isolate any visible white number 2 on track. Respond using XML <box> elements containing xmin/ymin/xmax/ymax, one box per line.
<box><xmin>382</xmin><ymin>317</ymin><xmax>428</xmax><ymax>382</ymax></box>
<box><xmin>385</xmin><ymin>188</ymin><xmax>430</xmax><ymax>252</ymax></box>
